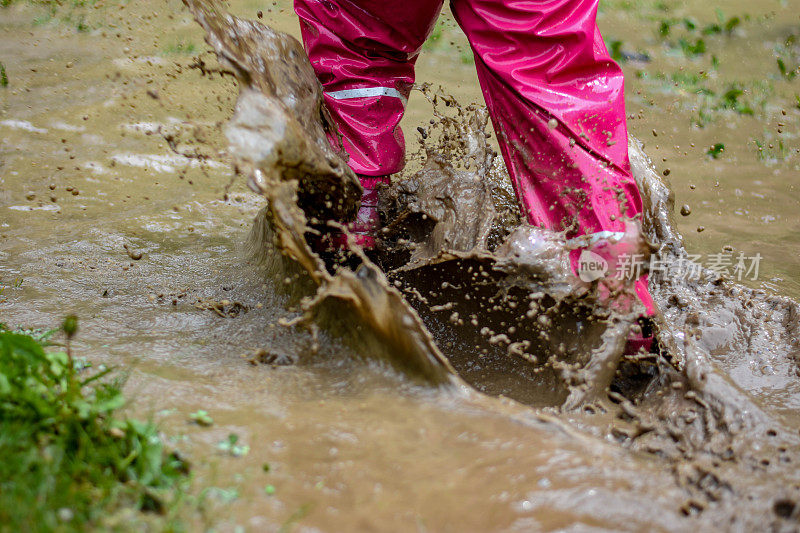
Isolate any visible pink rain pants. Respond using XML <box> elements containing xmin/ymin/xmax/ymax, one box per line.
<box><xmin>294</xmin><ymin>0</ymin><xmax>655</xmax><ymax>315</ymax></box>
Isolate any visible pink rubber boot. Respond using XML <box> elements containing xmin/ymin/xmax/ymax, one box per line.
<box><xmin>323</xmin><ymin>175</ymin><xmax>391</xmax><ymax>250</ymax></box>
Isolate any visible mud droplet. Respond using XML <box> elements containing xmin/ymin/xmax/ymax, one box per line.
<box><xmin>123</xmin><ymin>244</ymin><xmax>143</xmax><ymax>260</ymax></box>
<box><xmin>774</xmin><ymin>498</ymin><xmax>796</xmax><ymax>518</ymax></box>
<box><xmin>680</xmin><ymin>204</ymin><xmax>691</xmax><ymax>216</ymax></box>
<box><xmin>697</xmin><ymin>226</ymin><xmax>705</xmax><ymax>232</ymax></box>
<box><xmin>547</xmin><ymin>118</ymin><xmax>558</xmax><ymax>130</ymax></box>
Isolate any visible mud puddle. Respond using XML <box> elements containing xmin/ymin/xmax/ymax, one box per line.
<box><xmin>2</xmin><ymin>0</ymin><xmax>800</xmax><ymax>530</ymax></box>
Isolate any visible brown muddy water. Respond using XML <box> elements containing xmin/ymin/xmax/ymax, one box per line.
<box><xmin>2</xmin><ymin>0</ymin><xmax>800</xmax><ymax>531</ymax></box>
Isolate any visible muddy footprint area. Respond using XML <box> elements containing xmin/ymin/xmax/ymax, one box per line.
<box><xmin>3</xmin><ymin>0</ymin><xmax>800</xmax><ymax>530</ymax></box>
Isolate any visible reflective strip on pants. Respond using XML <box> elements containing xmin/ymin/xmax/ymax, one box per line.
<box><xmin>325</xmin><ymin>87</ymin><xmax>408</xmax><ymax>106</ymax></box>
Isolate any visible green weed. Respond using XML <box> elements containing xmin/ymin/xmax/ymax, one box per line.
<box><xmin>217</xmin><ymin>433</ymin><xmax>249</xmax><ymax>457</ymax></box>
<box><xmin>677</xmin><ymin>37</ymin><xmax>706</xmax><ymax>57</ymax></box>
<box><xmin>278</xmin><ymin>503</ymin><xmax>313</xmax><ymax>533</ymax></box>
<box><xmin>719</xmin><ymin>85</ymin><xmax>755</xmax><ymax>115</ymax></box>
<box><xmin>18</xmin><ymin>0</ymin><xmax>99</xmax><ymax>32</ymax></box>
<box><xmin>32</xmin><ymin>5</ymin><xmax>56</xmax><ymax>26</ymax></box>
<box><xmin>753</xmin><ymin>138</ymin><xmax>791</xmax><ymax>163</ymax></box>
<box><xmin>701</xmin><ymin>9</ymin><xmax>741</xmax><ymax>36</ymax></box>
<box><xmin>74</xmin><ymin>14</ymin><xmax>90</xmax><ymax>32</ymax></box>
<box><xmin>0</xmin><ymin>322</ymin><xmax>189</xmax><ymax>531</ymax></box>
<box><xmin>659</xmin><ymin>11</ymin><xmax>741</xmax><ymax>39</ymax></box>
<box><xmin>774</xmin><ymin>33</ymin><xmax>799</xmax><ymax>80</ymax></box>
<box><xmin>706</xmin><ymin>143</ymin><xmax>725</xmax><ymax>158</ymax></box>
<box><xmin>189</xmin><ymin>409</ymin><xmax>213</xmax><ymax>426</ymax></box>
<box><xmin>687</xmin><ymin>82</ymin><xmax>767</xmax><ymax>127</ymax></box>
<box><xmin>163</xmin><ymin>40</ymin><xmax>198</xmax><ymax>55</ymax></box>
<box><xmin>776</xmin><ymin>57</ymin><xmax>797</xmax><ymax>80</ymax></box>
<box><xmin>608</xmin><ymin>39</ymin><xmax>625</xmax><ymax>62</ymax></box>
<box><xmin>657</xmin><ymin>10</ymin><xmax>744</xmax><ymax>58</ymax></box>
<box><xmin>422</xmin><ymin>19</ymin><xmax>445</xmax><ymax>51</ymax></box>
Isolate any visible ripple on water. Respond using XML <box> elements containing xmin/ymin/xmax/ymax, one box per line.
<box><xmin>7</xmin><ymin>204</ymin><xmax>61</xmax><ymax>212</ymax></box>
<box><xmin>111</xmin><ymin>153</ymin><xmax>226</xmax><ymax>173</ymax></box>
<box><xmin>0</xmin><ymin>119</ymin><xmax>47</xmax><ymax>134</ymax></box>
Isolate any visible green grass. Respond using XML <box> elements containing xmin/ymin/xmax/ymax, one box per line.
<box><xmin>422</xmin><ymin>16</ymin><xmax>473</xmax><ymax>64</ymax></box>
<box><xmin>639</xmin><ymin>67</ymin><xmax>770</xmax><ymax>127</ymax></box>
<box><xmin>2</xmin><ymin>0</ymin><xmax>99</xmax><ymax>32</ymax></box>
<box><xmin>162</xmin><ymin>40</ymin><xmax>198</xmax><ymax>55</ymax></box>
<box><xmin>753</xmin><ymin>135</ymin><xmax>796</xmax><ymax>164</ymax></box>
<box><xmin>1</xmin><ymin>0</ymin><xmax>98</xmax><ymax>7</ymax></box>
<box><xmin>693</xmin><ymin>81</ymin><xmax>770</xmax><ymax>127</ymax></box>
<box><xmin>0</xmin><ymin>62</ymin><xmax>6</xmax><ymax>88</ymax></box>
<box><xmin>706</xmin><ymin>142</ymin><xmax>725</xmax><ymax>159</ymax></box>
<box><xmin>656</xmin><ymin>10</ymin><xmax>744</xmax><ymax>59</ymax></box>
<box><xmin>422</xmin><ymin>19</ymin><xmax>445</xmax><ymax>52</ymax></box>
<box><xmin>775</xmin><ymin>34</ymin><xmax>799</xmax><ymax>81</ymax></box>
<box><xmin>31</xmin><ymin>4</ymin><xmax>56</xmax><ymax>26</ymax></box>
<box><xmin>0</xmin><ymin>322</ymin><xmax>189</xmax><ymax>531</ymax></box>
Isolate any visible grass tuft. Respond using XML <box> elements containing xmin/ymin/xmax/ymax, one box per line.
<box><xmin>163</xmin><ymin>40</ymin><xmax>198</xmax><ymax>55</ymax></box>
<box><xmin>0</xmin><ymin>323</ymin><xmax>189</xmax><ymax>531</ymax></box>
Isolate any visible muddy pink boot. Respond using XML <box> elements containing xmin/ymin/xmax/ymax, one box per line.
<box><xmin>626</xmin><ymin>320</ymin><xmax>655</xmax><ymax>354</ymax></box>
<box><xmin>320</xmin><ymin>175</ymin><xmax>390</xmax><ymax>251</ymax></box>
<box><xmin>576</xmin><ymin>222</ymin><xmax>657</xmax><ymax>355</ymax></box>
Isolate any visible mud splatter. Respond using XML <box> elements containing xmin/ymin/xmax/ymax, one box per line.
<box><xmin>182</xmin><ymin>0</ymin><xmax>800</xmax><ymax>528</ymax></box>
<box><xmin>184</xmin><ymin>0</ymin><xmax>459</xmax><ymax>384</ymax></box>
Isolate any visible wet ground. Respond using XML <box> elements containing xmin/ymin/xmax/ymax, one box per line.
<box><xmin>2</xmin><ymin>0</ymin><xmax>800</xmax><ymax>530</ymax></box>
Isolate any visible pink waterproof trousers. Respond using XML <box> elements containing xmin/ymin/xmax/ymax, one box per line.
<box><xmin>294</xmin><ymin>0</ymin><xmax>655</xmax><ymax>315</ymax></box>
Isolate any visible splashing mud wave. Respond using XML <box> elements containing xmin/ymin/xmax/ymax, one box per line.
<box><xmin>183</xmin><ymin>0</ymin><xmax>800</xmax><ymax>527</ymax></box>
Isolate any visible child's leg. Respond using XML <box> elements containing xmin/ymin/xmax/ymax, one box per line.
<box><xmin>294</xmin><ymin>0</ymin><xmax>444</xmax><ymax>177</ymax></box>
<box><xmin>451</xmin><ymin>0</ymin><xmax>654</xmax><ymax>315</ymax></box>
